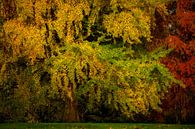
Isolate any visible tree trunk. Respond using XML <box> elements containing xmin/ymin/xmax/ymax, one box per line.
<box><xmin>63</xmin><ymin>99</ymin><xmax>80</xmax><ymax>122</ymax></box>
<box><xmin>62</xmin><ymin>85</ymin><xmax>80</xmax><ymax>122</ymax></box>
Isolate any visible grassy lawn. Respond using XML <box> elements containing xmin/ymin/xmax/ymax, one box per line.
<box><xmin>0</xmin><ymin>123</ymin><xmax>195</xmax><ymax>129</ymax></box>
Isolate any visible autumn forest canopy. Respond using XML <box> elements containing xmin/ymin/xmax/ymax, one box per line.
<box><xmin>0</xmin><ymin>0</ymin><xmax>195</xmax><ymax>123</ymax></box>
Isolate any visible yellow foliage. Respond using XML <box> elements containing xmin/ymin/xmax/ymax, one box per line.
<box><xmin>3</xmin><ymin>20</ymin><xmax>45</xmax><ymax>63</ymax></box>
<box><xmin>16</xmin><ymin>0</ymin><xmax>34</xmax><ymax>20</ymax></box>
<box><xmin>0</xmin><ymin>0</ymin><xmax>176</xmax><ymax>121</ymax></box>
<box><xmin>103</xmin><ymin>7</ymin><xmax>151</xmax><ymax>44</ymax></box>
<box><xmin>49</xmin><ymin>42</ymin><xmax>105</xmax><ymax>101</ymax></box>
<box><xmin>53</xmin><ymin>0</ymin><xmax>90</xmax><ymax>42</ymax></box>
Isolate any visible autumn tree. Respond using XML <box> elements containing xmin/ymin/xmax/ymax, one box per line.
<box><xmin>149</xmin><ymin>0</ymin><xmax>195</xmax><ymax>123</ymax></box>
<box><xmin>0</xmin><ymin>0</ymin><xmax>179</xmax><ymax>122</ymax></box>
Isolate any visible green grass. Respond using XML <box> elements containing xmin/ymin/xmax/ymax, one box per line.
<box><xmin>0</xmin><ymin>123</ymin><xmax>195</xmax><ymax>129</ymax></box>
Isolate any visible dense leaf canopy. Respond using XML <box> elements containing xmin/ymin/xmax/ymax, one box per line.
<box><xmin>0</xmin><ymin>0</ymin><xmax>191</xmax><ymax>123</ymax></box>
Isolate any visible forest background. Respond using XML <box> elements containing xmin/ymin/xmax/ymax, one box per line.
<box><xmin>0</xmin><ymin>0</ymin><xmax>194</xmax><ymax>124</ymax></box>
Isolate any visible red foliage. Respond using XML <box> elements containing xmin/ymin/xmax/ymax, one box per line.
<box><xmin>160</xmin><ymin>85</ymin><xmax>195</xmax><ymax>123</ymax></box>
<box><xmin>162</xmin><ymin>37</ymin><xmax>195</xmax><ymax>91</ymax></box>
<box><xmin>161</xmin><ymin>0</ymin><xmax>195</xmax><ymax>91</ymax></box>
<box><xmin>176</xmin><ymin>0</ymin><xmax>192</xmax><ymax>13</ymax></box>
<box><xmin>149</xmin><ymin>0</ymin><xmax>195</xmax><ymax>123</ymax></box>
<box><xmin>176</xmin><ymin>0</ymin><xmax>195</xmax><ymax>35</ymax></box>
<box><xmin>177</xmin><ymin>12</ymin><xmax>195</xmax><ymax>34</ymax></box>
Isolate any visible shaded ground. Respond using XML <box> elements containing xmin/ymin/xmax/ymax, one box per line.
<box><xmin>0</xmin><ymin>123</ymin><xmax>195</xmax><ymax>129</ymax></box>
